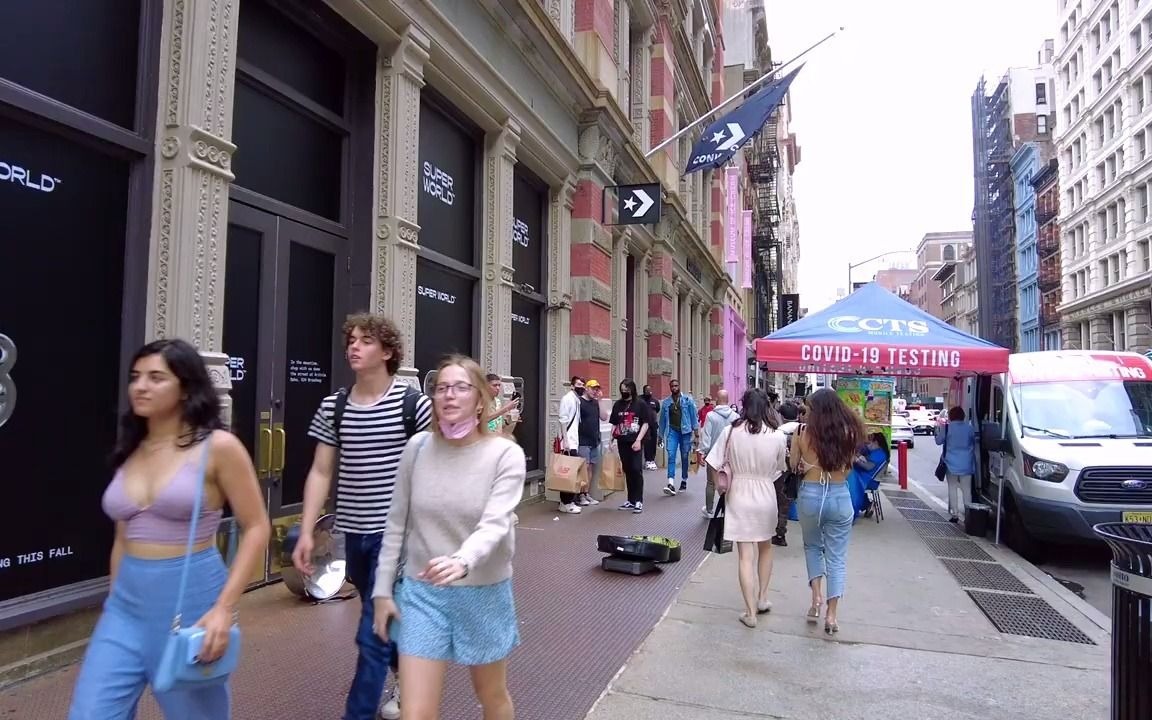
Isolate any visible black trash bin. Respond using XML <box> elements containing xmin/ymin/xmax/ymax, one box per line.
<box><xmin>1094</xmin><ymin>522</ymin><xmax>1152</xmax><ymax>720</ymax></box>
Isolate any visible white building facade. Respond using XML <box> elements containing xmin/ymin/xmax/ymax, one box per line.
<box><xmin>1055</xmin><ymin>0</ymin><xmax>1152</xmax><ymax>352</ymax></box>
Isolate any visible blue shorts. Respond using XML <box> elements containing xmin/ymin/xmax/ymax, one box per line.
<box><xmin>394</xmin><ymin>577</ymin><xmax>519</xmax><ymax>666</ymax></box>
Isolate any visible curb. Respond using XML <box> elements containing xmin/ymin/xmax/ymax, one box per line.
<box><xmin>903</xmin><ymin>477</ymin><xmax>1112</xmax><ymax>636</ymax></box>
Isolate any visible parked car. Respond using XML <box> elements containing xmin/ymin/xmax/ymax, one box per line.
<box><xmin>890</xmin><ymin>416</ymin><xmax>915</xmax><ymax>449</ymax></box>
<box><xmin>908</xmin><ymin>412</ymin><xmax>935</xmax><ymax>435</ymax></box>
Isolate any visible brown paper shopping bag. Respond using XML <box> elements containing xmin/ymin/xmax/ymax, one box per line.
<box><xmin>599</xmin><ymin>451</ymin><xmax>627</xmax><ymax>492</ymax></box>
<box><xmin>546</xmin><ymin>453</ymin><xmax>588</xmax><ymax>494</ymax></box>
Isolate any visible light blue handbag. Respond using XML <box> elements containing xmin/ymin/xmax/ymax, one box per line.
<box><xmin>152</xmin><ymin>439</ymin><xmax>241</xmax><ymax>694</ymax></box>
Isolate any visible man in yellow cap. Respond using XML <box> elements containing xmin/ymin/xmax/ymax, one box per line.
<box><xmin>575</xmin><ymin>379</ymin><xmax>609</xmax><ymax>506</ymax></box>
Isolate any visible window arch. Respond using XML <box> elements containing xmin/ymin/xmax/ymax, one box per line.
<box><xmin>942</xmin><ymin>245</ymin><xmax>956</xmax><ymax>262</ymax></box>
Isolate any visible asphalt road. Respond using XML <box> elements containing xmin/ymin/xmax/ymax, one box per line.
<box><xmin>896</xmin><ymin>435</ymin><xmax>1114</xmax><ymax>618</ymax></box>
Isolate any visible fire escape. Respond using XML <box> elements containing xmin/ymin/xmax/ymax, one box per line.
<box><xmin>1035</xmin><ymin>159</ymin><xmax>1062</xmax><ymax>337</ymax></box>
<box><xmin>986</xmin><ymin>79</ymin><xmax>1019</xmax><ymax>351</ymax></box>
<box><xmin>746</xmin><ymin>90</ymin><xmax>782</xmax><ymax>340</ymax></box>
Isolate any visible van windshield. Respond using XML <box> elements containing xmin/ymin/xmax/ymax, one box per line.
<box><xmin>1011</xmin><ymin>380</ymin><xmax>1152</xmax><ymax>439</ymax></box>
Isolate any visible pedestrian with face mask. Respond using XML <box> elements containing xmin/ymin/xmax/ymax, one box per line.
<box><xmin>555</xmin><ymin>376</ymin><xmax>586</xmax><ymax>514</ymax></box>
<box><xmin>611</xmin><ymin>379</ymin><xmax>654</xmax><ymax>513</ymax></box>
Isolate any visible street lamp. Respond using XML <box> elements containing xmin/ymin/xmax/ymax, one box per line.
<box><xmin>847</xmin><ymin>250</ymin><xmax>916</xmax><ymax>293</ymax></box>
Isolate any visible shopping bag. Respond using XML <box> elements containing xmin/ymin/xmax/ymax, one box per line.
<box><xmin>546</xmin><ymin>453</ymin><xmax>588</xmax><ymax>494</ymax></box>
<box><xmin>600</xmin><ymin>452</ymin><xmax>627</xmax><ymax>492</ymax></box>
<box><xmin>689</xmin><ymin>450</ymin><xmax>700</xmax><ymax>474</ymax></box>
<box><xmin>703</xmin><ymin>495</ymin><xmax>732</xmax><ymax>553</ymax></box>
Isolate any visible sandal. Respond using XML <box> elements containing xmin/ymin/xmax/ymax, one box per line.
<box><xmin>739</xmin><ymin>614</ymin><xmax>757</xmax><ymax>628</ymax></box>
<box><xmin>825</xmin><ymin>620</ymin><xmax>839</xmax><ymax>635</ymax></box>
<box><xmin>756</xmin><ymin>599</ymin><xmax>773</xmax><ymax>615</ymax></box>
<box><xmin>806</xmin><ymin>597</ymin><xmax>824</xmax><ymax>624</ymax></box>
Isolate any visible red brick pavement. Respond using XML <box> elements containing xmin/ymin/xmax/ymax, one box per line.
<box><xmin>1</xmin><ymin>467</ymin><xmax>711</xmax><ymax>719</ymax></box>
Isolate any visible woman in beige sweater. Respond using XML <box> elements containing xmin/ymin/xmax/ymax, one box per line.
<box><xmin>373</xmin><ymin>355</ymin><xmax>526</xmax><ymax>720</ymax></box>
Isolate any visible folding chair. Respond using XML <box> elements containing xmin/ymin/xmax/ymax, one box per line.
<box><xmin>865</xmin><ymin>460</ymin><xmax>888</xmax><ymax>523</ymax></box>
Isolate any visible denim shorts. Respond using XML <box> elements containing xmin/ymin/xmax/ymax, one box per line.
<box><xmin>394</xmin><ymin>577</ymin><xmax>519</xmax><ymax>666</ymax></box>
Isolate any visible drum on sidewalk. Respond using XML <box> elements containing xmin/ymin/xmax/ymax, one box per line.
<box><xmin>280</xmin><ymin>514</ymin><xmax>348</xmax><ymax>601</ymax></box>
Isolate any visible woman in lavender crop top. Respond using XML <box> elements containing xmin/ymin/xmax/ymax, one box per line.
<box><xmin>68</xmin><ymin>339</ymin><xmax>269</xmax><ymax>720</ymax></box>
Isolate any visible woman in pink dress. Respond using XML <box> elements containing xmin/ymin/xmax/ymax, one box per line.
<box><xmin>705</xmin><ymin>389</ymin><xmax>788</xmax><ymax>628</ymax></box>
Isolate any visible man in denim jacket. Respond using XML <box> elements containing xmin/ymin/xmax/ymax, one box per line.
<box><xmin>658</xmin><ymin>378</ymin><xmax>699</xmax><ymax>496</ymax></box>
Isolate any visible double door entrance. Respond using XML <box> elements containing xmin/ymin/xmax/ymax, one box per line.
<box><xmin>221</xmin><ymin>201</ymin><xmax>348</xmax><ymax>585</ymax></box>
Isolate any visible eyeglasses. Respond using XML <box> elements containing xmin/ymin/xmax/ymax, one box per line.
<box><xmin>433</xmin><ymin>382</ymin><xmax>475</xmax><ymax>397</ymax></box>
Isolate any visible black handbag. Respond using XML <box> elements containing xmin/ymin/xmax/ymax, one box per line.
<box><xmin>703</xmin><ymin>495</ymin><xmax>732</xmax><ymax>554</ymax></box>
<box><xmin>782</xmin><ymin>431</ymin><xmax>801</xmax><ymax>499</ymax></box>
<box><xmin>934</xmin><ymin>424</ymin><xmax>949</xmax><ymax>481</ymax></box>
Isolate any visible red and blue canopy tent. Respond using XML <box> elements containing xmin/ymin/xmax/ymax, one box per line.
<box><xmin>754</xmin><ymin>283</ymin><xmax>1009</xmax><ymax>377</ymax></box>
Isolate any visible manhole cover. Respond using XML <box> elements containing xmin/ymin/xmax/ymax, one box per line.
<box><xmin>922</xmin><ymin>536</ymin><xmax>993</xmax><ymax>561</ymax></box>
<box><xmin>899</xmin><ymin>508</ymin><xmax>949</xmax><ymax>522</ymax></box>
<box><xmin>889</xmin><ymin>497</ymin><xmax>931</xmax><ymax>509</ymax></box>
<box><xmin>883</xmin><ymin>489</ymin><xmax>917</xmax><ymax>498</ymax></box>
<box><xmin>908</xmin><ymin>520</ymin><xmax>968</xmax><ymax>538</ymax></box>
<box><xmin>966</xmin><ymin>590</ymin><xmax>1096</xmax><ymax>645</ymax></box>
<box><xmin>942</xmin><ymin>559</ymin><xmax>1033</xmax><ymax>594</ymax></box>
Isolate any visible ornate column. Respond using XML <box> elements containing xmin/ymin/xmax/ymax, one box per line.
<box><xmin>148</xmin><ymin>0</ymin><xmax>239</xmax><ymax>351</ymax></box>
<box><xmin>698</xmin><ymin>301</ymin><xmax>710</xmax><ymax>396</ymax></box>
<box><xmin>710</xmin><ymin>302</ymin><xmax>724</xmax><ymax>397</ymax></box>
<box><xmin>374</xmin><ymin>29</ymin><xmax>430</xmax><ymax>369</ymax></box>
<box><xmin>630</xmin><ymin>26</ymin><xmax>654</xmax><ymax>152</ymax></box>
<box><xmin>546</xmin><ymin>177</ymin><xmax>577</xmax><ymax>435</ymax></box>
<box><xmin>611</xmin><ymin>229</ymin><xmax>631</xmax><ymax>385</ymax></box>
<box><xmin>635</xmin><ymin>252</ymin><xmax>652</xmax><ymax>387</ymax></box>
<box><xmin>480</xmin><ymin>120</ymin><xmax>522</xmax><ymax>374</ymax></box>
<box><xmin>1090</xmin><ymin>315</ymin><xmax>1112</xmax><ymax>350</ymax></box>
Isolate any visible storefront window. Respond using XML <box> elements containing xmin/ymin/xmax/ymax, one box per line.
<box><xmin>512</xmin><ymin>171</ymin><xmax>545</xmax><ymax>292</ymax></box>
<box><xmin>0</xmin><ymin>115</ymin><xmax>129</xmax><ymax>601</ymax></box>
<box><xmin>414</xmin><ymin>259</ymin><xmax>476</xmax><ymax>380</ymax></box>
<box><xmin>418</xmin><ymin>101</ymin><xmax>479</xmax><ymax>265</ymax></box>
<box><xmin>511</xmin><ymin>295</ymin><xmax>544</xmax><ymax>473</ymax></box>
<box><xmin>0</xmin><ymin>0</ymin><xmax>141</xmax><ymax>129</ymax></box>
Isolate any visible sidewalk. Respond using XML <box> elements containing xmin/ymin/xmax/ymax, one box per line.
<box><xmin>0</xmin><ymin>466</ymin><xmax>714</xmax><ymax>719</ymax></box>
<box><xmin>587</xmin><ymin>481</ymin><xmax>1112</xmax><ymax>720</ymax></box>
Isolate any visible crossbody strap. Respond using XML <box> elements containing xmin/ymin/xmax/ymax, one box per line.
<box><xmin>396</xmin><ymin>433</ymin><xmax>432</xmax><ymax>578</ymax></box>
<box><xmin>171</xmin><ymin>436</ymin><xmax>213</xmax><ymax>630</ymax></box>
<box><xmin>939</xmin><ymin>423</ymin><xmax>949</xmax><ymax>463</ymax></box>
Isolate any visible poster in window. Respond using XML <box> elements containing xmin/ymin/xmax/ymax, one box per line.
<box><xmin>414</xmin><ymin>259</ymin><xmax>476</xmax><ymax>379</ymax></box>
<box><xmin>0</xmin><ymin>115</ymin><xmax>129</xmax><ymax>601</ymax></box>
<box><xmin>512</xmin><ymin>170</ymin><xmax>545</xmax><ymax>292</ymax></box>
<box><xmin>418</xmin><ymin>102</ymin><xmax>478</xmax><ymax>266</ymax></box>
<box><xmin>510</xmin><ymin>294</ymin><xmax>544</xmax><ymax>473</ymax></box>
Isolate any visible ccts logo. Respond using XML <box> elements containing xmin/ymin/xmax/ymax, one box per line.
<box><xmin>826</xmin><ymin>316</ymin><xmax>930</xmax><ymax>336</ymax></box>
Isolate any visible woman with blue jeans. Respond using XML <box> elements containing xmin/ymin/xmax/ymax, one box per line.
<box><xmin>789</xmin><ymin>388</ymin><xmax>866</xmax><ymax>635</ymax></box>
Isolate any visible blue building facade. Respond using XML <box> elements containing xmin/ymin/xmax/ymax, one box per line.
<box><xmin>1012</xmin><ymin>143</ymin><xmax>1042</xmax><ymax>352</ymax></box>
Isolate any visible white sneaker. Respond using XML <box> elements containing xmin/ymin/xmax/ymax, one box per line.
<box><xmin>702</xmin><ymin>505</ymin><xmax>712</xmax><ymax>517</ymax></box>
<box><xmin>663</xmin><ymin>482</ymin><xmax>678</xmax><ymax>496</ymax></box>
<box><xmin>645</xmin><ymin>461</ymin><xmax>657</xmax><ymax>470</ymax></box>
<box><xmin>633</xmin><ymin>501</ymin><xmax>644</xmax><ymax>514</ymax></box>
<box><xmin>379</xmin><ymin>691</ymin><xmax>400</xmax><ymax>720</ymax></box>
<box><xmin>558</xmin><ymin>502</ymin><xmax>582</xmax><ymax>514</ymax></box>
<box><xmin>582</xmin><ymin>493</ymin><xmax>600</xmax><ymax>505</ymax></box>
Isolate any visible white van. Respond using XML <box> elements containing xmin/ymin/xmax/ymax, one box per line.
<box><xmin>959</xmin><ymin>350</ymin><xmax>1152</xmax><ymax>561</ymax></box>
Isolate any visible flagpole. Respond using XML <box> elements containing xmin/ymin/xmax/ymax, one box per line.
<box><xmin>644</xmin><ymin>26</ymin><xmax>844</xmax><ymax>160</ymax></box>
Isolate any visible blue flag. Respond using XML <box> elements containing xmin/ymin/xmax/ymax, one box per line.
<box><xmin>683</xmin><ymin>65</ymin><xmax>803</xmax><ymax>175</ymax></box>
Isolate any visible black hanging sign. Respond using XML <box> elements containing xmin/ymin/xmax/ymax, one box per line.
<box><xmin>609</xmin><ymin>183</ymin><xmax>661</xmax><ymax>225</ymax></box>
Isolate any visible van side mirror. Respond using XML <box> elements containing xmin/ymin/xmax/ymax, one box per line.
<box><xmin>981</xmin><ymin>422</ymin><xmax>1004</xmax><ymax>453</ymax></box>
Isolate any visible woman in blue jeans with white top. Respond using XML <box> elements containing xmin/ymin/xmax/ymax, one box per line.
<box><xmin>789</xmin><ymin>388</ymin><xmax>866</xmax><ymax>635</ymax></box>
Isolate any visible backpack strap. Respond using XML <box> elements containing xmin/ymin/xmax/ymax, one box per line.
<box><xmin>401</xmin><ymin>383</ymin><xmax>422</xmax><ymax>439</ymax></box>
<box><xmin>332</xmin><ymin>387</ymin><xmax>350</xmax><ymax>448</ymax></box>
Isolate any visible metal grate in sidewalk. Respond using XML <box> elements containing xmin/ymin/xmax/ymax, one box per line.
<box><xmin>891</xmin><ymin>488</ymin><xmax>1097</xmax><ymax>646</ymax></box>
<box><xmin>907</xmin><ymin>519</ymin><xmax>968</xmax><ymax>538</ymax></box>
<box><xmin>887</xmin><ymin>497</ymin><xmax>932</xmax><ymax>510</ymax></box>
<box><xmin>898</xmin><ymin>507</ymin><xmax>950</xmax><ymax>522</ymax></box>
<box><xmin>922</xmin><ymin>537</ymin><xmax>994</xmax><ymax>562</ymax></box>
<box><xmin>966</xmin><ymin>590</ymin><xmax>1096</xmax><ymax>645</ymax></box>
<box><xmin>941</xmin><ymin>558</ymin><xmax>1033</xmax><ymax>594</ymax></box>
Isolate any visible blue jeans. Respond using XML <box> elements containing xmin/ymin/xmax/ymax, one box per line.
<box><xmin>69</xmin><ymin>549</ymin><xmax>230</xmax><ymax>719</ymax></box>
<box><xmin>665</xmin><ymin>431</ymin><xmax>693</xmax><ymax>480</ymax></box>
<box><xmin>344</xmin><ymin>532</ymin><xmax>396</xmax><ymax>720</ymax></box>
<box><xmin>797</xmin><ymin>482</ymin><xmax>854</xmax><ymax>600</ymax></box>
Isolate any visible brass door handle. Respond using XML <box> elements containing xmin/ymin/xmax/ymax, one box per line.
<box><xmin>258</xmin><ymin>426</ymin><xmax>272</xmax><ymax>476</ymax></box>
<box><xmin>273</xmin><ymin>424</ymin><xmax>287</xmax><ymax>473</ymax></box>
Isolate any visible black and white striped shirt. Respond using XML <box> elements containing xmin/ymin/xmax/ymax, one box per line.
<box><xmin>308</xmin><ymin>381</ymin><xmax>433</xmax><ymax>534</ymax></box>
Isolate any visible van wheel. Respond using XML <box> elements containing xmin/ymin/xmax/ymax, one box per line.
<box><xmin>1004</xmin><ymin>496</ymin><xmax>1046</xmax><ymax>564</ymax></box>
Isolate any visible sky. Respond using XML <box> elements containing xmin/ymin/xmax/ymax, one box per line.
<box><xmin>760</xmin><ymin>0</ymin><xmax>1056</xmax><ymax>313</ymax></box>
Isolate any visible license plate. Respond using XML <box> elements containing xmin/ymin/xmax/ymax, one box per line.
<box><xmin>1123</xmin><ymin>511</ymin><xmax>1152</xmax><ymax>523</ymax></box>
